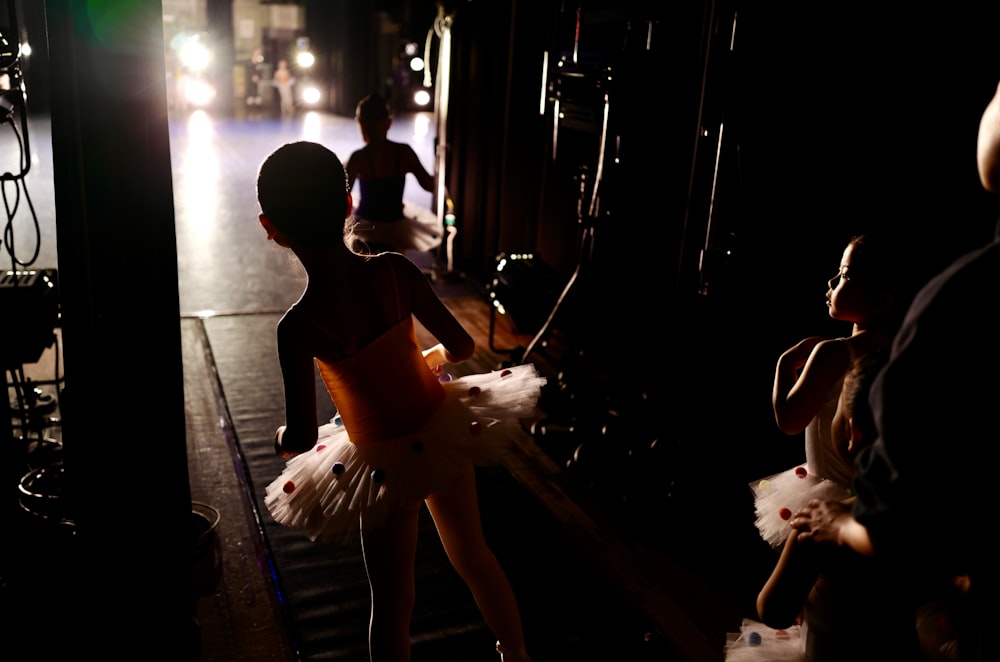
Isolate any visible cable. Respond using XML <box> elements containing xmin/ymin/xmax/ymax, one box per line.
<box><xmin>1</xmin><ymin>68</ymin><xmax>40</xmax><ymax>270</ymax></box>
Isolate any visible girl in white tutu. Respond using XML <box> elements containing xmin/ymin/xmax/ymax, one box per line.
<box><xmin>755</xmin><ymin>232</ymin><xmax>916</xmax><ymax>549</ymax></box>
<box><xmin>256</xmin><ymin>141</ymin><xmax>542</xmax><ymax>662</ymax></box>
<box><xmin>731</xmin><ymin>348</ymin><xmax>929</xmax><ymax>661</ymax></box>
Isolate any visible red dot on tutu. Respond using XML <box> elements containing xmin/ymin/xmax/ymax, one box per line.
<box><xmin>331</xmin><ymin>461</ymin><xmax>345</xmax><ymax>475</ymax></box>
<box><xmin>282</xmin><ymin>481</ymin><xmax>296</xmax><ymax>494</ymax></box>
<box><xmin>779</xmin><ymin>507</ymin><xmax>792</xmax><ymax>520</ymax></box>
<box><xmin>469</xmin><ymin>420</ymin><xmax>483</xmax><ymax>436</ymax></box>
<box><xmin>795</xmin><ymin>466</ymin><xmax>808</xmax><ymax>478</ymax></box>
<box><xmin>500</xmin><ymin>369</ymin><xmax>512</xmax><ymax>377</ymax></box>
<box><xmin>775</xmin><ymin>629</ymin><xmax>790</xmax><ymax>641</ymax></box>
<box><xmin>316</xmin><ymin>444</ymin><xmax>326</xmax><ymax>452</ymax></box>
<box><xmin>371</xmin><ymin>468</ymin><xmax>385</xmax><ymax>483</ymax></box>
<box><xmin>468</xmin><ymin>386</ymin><xmax>481</xmax><ymax>396</ymax></box>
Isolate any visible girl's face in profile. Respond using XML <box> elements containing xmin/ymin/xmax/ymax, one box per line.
<box><xmin>826</xmin><ymin>243</ymin><xmax>883</xmax><ymax>324</ymax></box>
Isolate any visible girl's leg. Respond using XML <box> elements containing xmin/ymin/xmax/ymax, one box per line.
<box><xmin>425</xmin><ymin>466</ymin><xmax>529</xmax><ymax>656</ymax></box>
<box><xmin>360</xmin><ymin>502</ymin><xmax>422</xmax><ymax>662</ymax></box>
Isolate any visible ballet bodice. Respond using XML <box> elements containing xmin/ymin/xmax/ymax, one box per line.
<box><xmin>316</xmin><ymin>316</ymin><xmax>444</xmax><ymax>443</ymax></box>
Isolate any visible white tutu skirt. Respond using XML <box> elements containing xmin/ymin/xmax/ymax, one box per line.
<box><xmin>265</xmin><ymin>364</ymin><xmax>545</xmax><ymax>544</ymax></box>
<box><xmin>350</xmin><ymin>200</ymin><xmax>442</xmax><ymax>253</ymax></box>
<box><xmin>725</xmin><ymin>618</ymin><xmax>805</xmax><ymax>662</ymax></box>
<box><xmin>750</xmin><ymin>465</ymin><xmax>852</xmax><ymax>549</ymax></box>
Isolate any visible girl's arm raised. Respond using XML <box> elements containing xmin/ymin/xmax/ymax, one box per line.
<box><xmin>773</xmin><ymin>337</ymin><xmax>851</xmax><ymax>435</ymax></box>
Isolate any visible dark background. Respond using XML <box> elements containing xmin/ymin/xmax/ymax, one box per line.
<box><xmin>5</xmin><ymin>1</ymin><xmax>1000</xmax><ymax>658</ymax></box>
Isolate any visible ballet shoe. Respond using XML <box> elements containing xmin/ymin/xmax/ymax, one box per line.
<box><xmin>496</xmin><ymin>641</ymin><xmax>532</xmax><ymax>662</ymax></box>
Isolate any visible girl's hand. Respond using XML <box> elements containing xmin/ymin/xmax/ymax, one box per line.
<box><xmin>783</xmin><ymin>336</ymin><xmax>825</xmax><ymax>369</ymax></box>
<box><xmin>422</xmin><ymin>343</ymin><xmax>448</xmax><ymax>375</ymax></box>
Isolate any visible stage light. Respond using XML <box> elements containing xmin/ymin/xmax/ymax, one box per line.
<box><xmin>412</xmin><ymin>88</ymin><xmax>431</xmax><ymax>107</ymax></box>
<box><xmin>179</xmin><ymin>34</ymin><xmax>210</xmax><ymax>74</ymax></box>
<box><xmin>487</xmin><ymin>253</ymin><xmax>560</xmax><ymax>335</ymax></box>
<box><xmin>183</xmin><ymin>78</ymin><xmax>215</xmax><ymax>107</ymax></box>
<box><xmin>295</xmin><ymin>50</ymin><xmax>315</xmax><ymax>69</ymax></box>
<box><xmin>0</xmin><ymin>269</ymin><xmax>59</xmax><ymax>367</ymax></box>
<box><xmin>300</xmin><ymin>84</ymin><xmax>321</xmax><ymax>106</ymax></box>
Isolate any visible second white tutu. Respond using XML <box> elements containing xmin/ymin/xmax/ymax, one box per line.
<box><xmin>725</xmin><ymin>618</ymin><xmax>805</xmax><ymax>662</ymax></box>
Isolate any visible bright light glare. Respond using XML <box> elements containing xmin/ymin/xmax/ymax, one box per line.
<box><xmin>301</xmin><ymin>111</ymin><xmax>321</xmax><ymax>141</ymax></box>
<box><xmin>413</xmin><ymin>89</ymin><xmax>431</xmax><ymax>107</ymax></box>
<box><xmin>301</xmin><ymin>86</ymin><xmax>321</xmax><ymax>105</ymax></box>
<box><xmin>184</xmin><ymin>79</ymin><xmax>215</xmax><ymax>107</ymax></box>
<box><xmin>180</xmin><ymin>37</ymin><xmax>211</xmax><ymax>73</ymax></box>
<box><xmin>404</xmin><ymin>42</ymin><xmax>418</xmax><ymax>57</ymax></box>
<box><xmin>176</xmin><ymin>110</ymin><xmax>220</xmax><ymax>280</ymax></box>
<box><xmin>413</xmin><ymin>112</ymin><xmax>431</xmax><ymax>140</ymax></box>
<box><xmin>296</xmin><ymin>51</ymin><xmax>315</xmax><ymax>69</ymax></box>
<box><xmin>409</xmin><ymin>56</ymin><xmax>425</xmax><ymax>73</ymax></box>
<box><xmin>20</xmin><ymin>42</ymin><xmax>31</xmax><ymax>57</ymax></box>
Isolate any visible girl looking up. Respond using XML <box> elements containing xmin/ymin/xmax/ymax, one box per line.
<box><xmin>753</xmin><ymin>232</ymin><xmax>915</xmax><ymax>549</ymax></box>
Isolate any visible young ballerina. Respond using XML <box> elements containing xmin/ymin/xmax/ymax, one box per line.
<box><xmin>344</xmin><ymin>94</ymin><xmax>441</xmax><ymax>254</ymax></box>
<box><xmin>727</xmin><ymin>349</ymin><xmax>926</xmax><ymax>661</ymax></box>
<box><xmin>752</xmin><ymin>231</ymin><xmax>912</xmax><ymax>549</ymax></box>
<box><xmin>257</xmin><ymin>141</ymin><xmax>543</xmax><ymax>662</ymax></box>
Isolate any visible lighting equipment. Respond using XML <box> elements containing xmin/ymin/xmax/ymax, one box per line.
<box><xmin>0</xmin><ymin>269</ymin><xmax>59</xmax><ymax>367</ymax></box>
<box><xmin>1</xmin><ymin>0</ymin><xmax>30</xmax><ymax>180</ymax></box>
<box><xmin>487</xmin><ymin>253</ymin><xmax>560</xmax><ymax>353</ymax></box>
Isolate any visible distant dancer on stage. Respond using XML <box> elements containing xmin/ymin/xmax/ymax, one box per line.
<box><xmin>345</xmin><ymin>94</ymin><xmax>441</xmax><ymax>254</ymax></box>
<box><xmin>257</xmin><ymin>141</ymin><xmax>542</xmax><ymax>662</ymax></box>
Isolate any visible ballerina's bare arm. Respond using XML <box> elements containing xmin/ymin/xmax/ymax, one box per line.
<box><xmin>274</xmin><ymin>312</ymin><xmax>321</xmax><ymax>453</ymax></box>
<box><xmin>394</xmin><ymin>254</ymin><xmax>474</xmax><ymax>364</ymax></box>
<box><xmin>401</xmin><ymin>143</ymin><xmax>435</xmax><ymax>193</ymax></box>
<box><xmin>773</xmin><ymin>337</ymin><xmax>853</xmax><ymax>435</ymax></box>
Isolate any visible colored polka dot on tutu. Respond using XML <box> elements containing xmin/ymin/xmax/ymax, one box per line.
<box><xmin>371</xmin><ymin>468</ymin><xmax>385</xmax><ymax>483</ymax></box>
<box><xmin>439</xmin><ymin>373</ymin><xmax>453</xmax><ymax>382</ymax></box>
<box><xmin>469</xmin><ymin>420</ymin><xmax>483</xmax><ymax>436</ymax></box>
<box><xmin>468</xmin><ymin>386</ymin><xmax>481</xmax><ymax>396</ymax></box>
<box><xmin>747</xmin><ymin>632</ymin><xmax>762</xmax><ymax>646</ymax></box>
<box><xmin>283</xmin><ymin>481</ymin><xmax>295</xmax><ymax>494</ymax></box>
<box><xmin>779</xmin><ymin>507</ymin><xmax>792</xmax><ymax>520</ymax></box>
<box><xmin>500</xmin><ymin>369</ymin><xmax>512</xmax><ymax>377</ymax></box>
<box><xmin>333</xmin><ymin>414</ymin><xmax>343</xmax><ymax>426</ymax></box>
<box><xmin>775</xmin><ymin>629</ymin><xmax>790</xmax><ymax>640</ymax></box>
<box><xmin>331</xmin><ymin>462</ymin><xmax>345</xmax><ymax>475</ymax></box>
<box><xmin>316</xmin><ymin>444</ymin><xmax>326</xmax><ymax>452</ymax></box>
<box><xmin>795</xmin><ymin>466</ymin><xmax>808</xmax><ymax>478</ymax></box>
<box><xmin>411</xmin><ymin>440</ymin><xmax>424</xmax><ymax>453</ymax></box>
